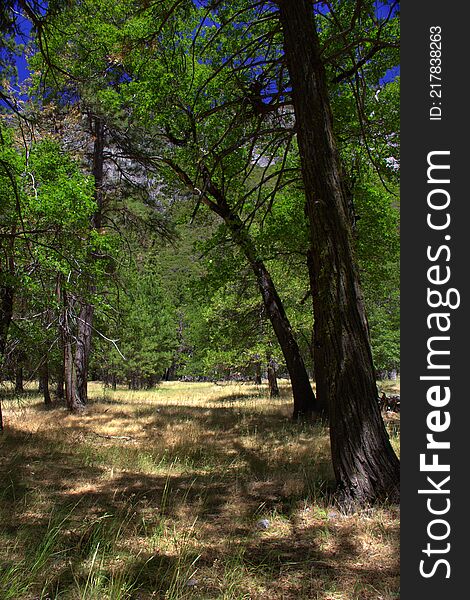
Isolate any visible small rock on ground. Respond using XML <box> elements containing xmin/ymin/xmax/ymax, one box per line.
<box><xmin>256</xmin><ymin>518</ymin><xmax>270</xmax><ymax>530</ymax></box>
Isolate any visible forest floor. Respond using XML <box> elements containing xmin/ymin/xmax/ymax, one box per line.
<box><xmin>0</xmin><ymin>380</ymin><xmax>400</xmax><ymax>600</ymax></box>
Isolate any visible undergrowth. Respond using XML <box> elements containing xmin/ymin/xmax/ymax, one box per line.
<box><xmin>0</xmin><ymin>380</ymin><xmax>400</xmax><ymax>599</ymax></box>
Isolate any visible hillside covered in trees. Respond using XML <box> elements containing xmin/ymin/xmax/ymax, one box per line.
<box><xmin>1</xmin><ymin>1</ymin><xmax>400</xmax><ymax>597</ymax></box>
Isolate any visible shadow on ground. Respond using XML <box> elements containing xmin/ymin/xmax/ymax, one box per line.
<box><xmin>0</xmin><ymin>394</ymin><xmax>399</xmax><ymax>600</ymax></box>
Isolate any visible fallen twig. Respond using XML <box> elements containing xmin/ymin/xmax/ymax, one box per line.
<box><xmin>93</xmin><ymin>433</ymin><xmax>135</xmax><ymax>441</ymax></box>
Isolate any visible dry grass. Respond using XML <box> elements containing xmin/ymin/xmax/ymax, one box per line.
<box><xmin>0</xmin><ymin>380</ymin><xmax>400</xmax><ymax>599</ymax></box>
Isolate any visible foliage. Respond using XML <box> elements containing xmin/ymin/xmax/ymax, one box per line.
<box><xmin>2</xmin><ymin>1</ymin><xmax>400</xmax><ymax>384</ymax></box>
<box><xmin>0</xmin><ymin>118</ymin><xmax>113</xmax><ymax>382</ymax></box>
<box><xmin>95</xmin><ymin>256</ymin><xmax>180</xmax><ymax>388</ymax></box>
<box><xmin>355</xmin><ymin>176</ymin><xmax>400</xmax><ymax>372</ymax></box>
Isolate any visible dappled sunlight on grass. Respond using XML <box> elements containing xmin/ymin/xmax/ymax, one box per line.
<box><xmin>1</xmin><ymin>381</ymin><xmax>399</xmax><ymax>599</ymax></box>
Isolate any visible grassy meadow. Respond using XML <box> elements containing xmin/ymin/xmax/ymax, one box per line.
<box><xmin>0</xmin><ymin>380</ymin><xmax>400</xmax><ymax>599</ymax></box>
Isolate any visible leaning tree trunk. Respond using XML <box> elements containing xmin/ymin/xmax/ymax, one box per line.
<box><xmin>200</xmin><ymin>172</ymin><xmax>317</xmax><ymax>419</ymax></box>
<box><xmin>278</xmin><ymin>0</ymin><xmax>399</xmax><ymax>507</ymax></box>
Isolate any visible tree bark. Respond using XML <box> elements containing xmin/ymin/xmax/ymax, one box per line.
<box><xmin>0</xmin><ymin>284</ymin><xmax>13</xmax><ymax>360</ymax></box>
<box><xmin>15</xmin><ymin>366</ymin><xmax>24</xmax><ymax>393</ymax></box>
<box><xmin>56</xmin><ymin>371</ymin><xmax>64</xmax><ymax>401</ymax></box>
<box><xmin>73</xmin><ymin>302</ymin><xmax>93</xmax><ymax>408</ymax></box>
<box><xmin>267</xmin><ymin>354</ymin><xmax>280</xmax><ymax>398</ymax></box>
<box><xmin>201</xmin><ymin>172</ymin><xmax>317</xmax><ymax>419</ymax></box>
<box><xmin>91</xmin><ymin>117</ymin><xmax>105</xmax><ymax>230</ymax></box>
<box><xmin>278</xmin><ymin>0</ymin><xmax>399</xmax><ymax>506</ymax></box>
<box><xmin>254</xmin><ymin>360</ymin><xmax>262</xmax><ymax>385</ymax></box>
<box><xmin>306</xmin><ymin>249</ymin><xmax>328</xmax><ymax>416</ymax></box>
<box><xmin>0</xmin><ymin>285</ymin><xmax>17</xmax><ymax>428</ymax></box>
<box><xmin>0</xmin><ymin>267</ymin><xmax>14</xmax><ymax>431</ymax></box>
<box><xmin>71</xmin><ymin>117</ymin><xmax>104</xmax><ymax>408</ymax></box>
<box><xmin>61</xmin><ymin>288</ymin><xmax>81</xmax><ymax>411</ymax></box>
<box><xmin>40</xmin><ymin>358</ymin><xmax>52</xmax><ymax>406</ymax></box>
<box><xmin>64</xmin><ymin>333</ymin><xmax>75</xmax><ymax>409</ymax></box>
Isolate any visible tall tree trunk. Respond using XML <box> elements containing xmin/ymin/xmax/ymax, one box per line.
<box><xmin>266</xmin><ymin>354</ymin><xmax>280</xmax><ymax>398</ymax></box>
<box><xmin>56</xmin><ymin>281</ymin><xmax>72</xmax><ymax>406</ymax></box>
<box><xmin>0</xmin><ymin>284</ymin><xmax>13</xmax><ymax>431</ymax></box>
<box><xmin>72</xmin><ymin>116</ymin><xmax>105</xmax><ymax>407</ymax></box>
<box><xmin>278</xmin><ymin>0</ymin><xmax>399</xmax><ymax>506</ymax></box>
<box><xmin>54</xmin><ymin>278</ymin><xmax>65</xmax><ymax>404</ymax></box>
<box><xmin>200</xmin><ymin>172</ymin><xmax>317</xmax><ymax>419</ymax></box>
<box><xmin>306</xmin><ymin>249</ymin><xmax>328</xmax><ymax>416</ymax></box>
<box><xmin>0</xmin><ymin>284</ymin><xmax>13</xmax><ymax>360</ymax></box>
<box><xmin>40</xmin><ymin>358</ymin><xmax>51</xmax><ymax>406</ymax></box>
<box><xmin>64</xmin><ymin>333</ymin><xmax>75</xmax><ymax>409</ymax></box>
<box><xmin>254</xmin><ymin>360</ymin><xmax>262</xmax><ymax>385</ymax></box>
<box><xmin>91</xmin><ymin>117</ymin><xmax>105</xmax><ymax>230</ymax></box>
<box><xmin>71</xmin><ymin>117</ymin><xmax>104</xmax><ymax>407</ymax></box>
<box><xmin>73</xmin><ymin>302</ymin><xmax>93</xmax><ymax>408</ymax></box>
<box><xmin>15</xmin><ymin>366</ymin><xmax>24</xmax><ymax>393</ymax></box>
<box><xmin>62</xmin><ymin>289</ymin><xmax>81</xmax><ymax>411</ymax></box>
<box><xmin>1</xmin><ymin>250</ymin><xmax>15</xmax><ymax>430</ymax></box>
<box><xmin>56</xmin><ymin>371</ymin><xmax>64</xmax><ymax>401</ymax></box>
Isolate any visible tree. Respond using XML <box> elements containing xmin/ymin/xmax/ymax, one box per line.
<box><xmin>184</xmin><ymin>249</ymin><xmax>282</xmax><ymax>383</ymax></box>
<box><xmin>194</xmin><ymin>176</ymin><xmax>317</xmax><ymax>418</ymax></box>
<box><xmin>30</xmin><ymin>0</ymin><xmax>318</xmax><ymax>419</ymax></box>
<box><xmin>0</xmin><ymin>126</ymin><xmax>18</xmax><ymax>365</ymax></box>
<box><xmin>0</xmin><ymin>117</ymin><xmax>111</xmax><ymax>418</ymax></box>
<box><xmin>277</xmin><ymin>0</ymin><xmax>399</xmax><ymax>507</ymax></box>
<box><xmin>14</xmin><ymin>0</ymin><xmax>401</xmax><ymax>505</ymax></box>
<box><xmin>94</xmin><ymin>255</ymin><xmax>179</xmax><ymax>390</ymax></box>
<box><xmin>69</xmin><ymin>115</ymin><xmax>105</xmax><ymax>409</ymax></box>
